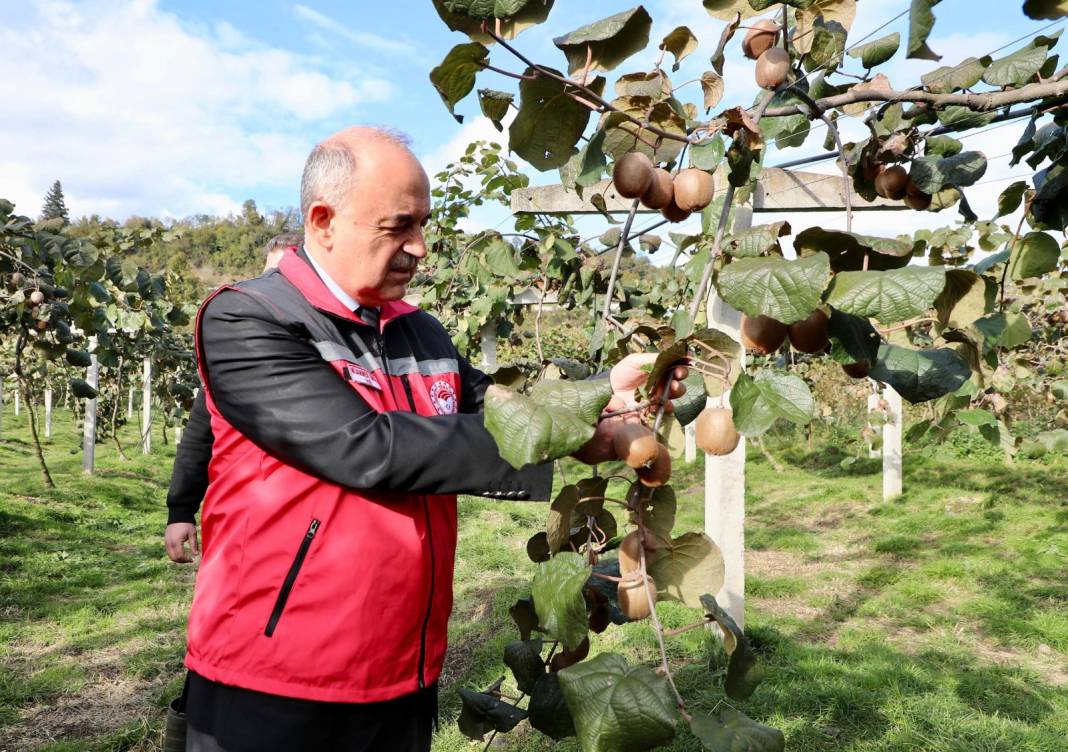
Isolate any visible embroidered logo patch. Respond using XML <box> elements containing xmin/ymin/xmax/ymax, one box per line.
<box><xmin>345</xmin><ymin>363</ymin><xmax>381</xmax><ymax>390</ymax></box>
<box><xmin>429</xmin><ymin>379</ymin><xmax>458</xmax><ymax>415</ymax></box>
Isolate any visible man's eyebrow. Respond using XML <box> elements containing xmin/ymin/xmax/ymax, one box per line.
<box><xmin>381</xmin><ymin>212</ymin><xmax>430</xmax><ymax>226</ymax></box>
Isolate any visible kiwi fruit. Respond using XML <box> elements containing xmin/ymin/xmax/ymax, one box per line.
<box><xmin>9</xmin><ymin>272</ymin><xmax>26</xmax><ymax>290</ymax></box>
<box><xmin>29</xmin><ymin>290</ymin><xmax>45</xmax><ymax>305</ymax></box>
<box><xmin>636</xmin><ymin>443</ymin><xmax>671</xmax><ymax>487</ymax></box>
<box><xmin>695</xmin><ymin>407</ymin><xmax>741</xmax><ymax>456</ymax></box>
<box><xmin>741</xmin><ymin>314</ymin><xmax>788</xmax><ymax>355</ymax></box>
<box><xmin>874</xmin><ymin>165</ymin><xmax>909</xmax><ymax>200</ymax></box>
<box><xmin>661</xmin><ymin>198</ymin><xmax>692</xmax><ymax>223</ymax></box>
<box><xmin>842</xmin><ymin>360</ymin><xmax>871</xmax><ymax>379</ymax></box>
<box><xmin>787</xmin><ymin>308</ymin><xmax>830</xmax><ymax>354</ymax></box>
<box><xmin>742</xmin><ymin>19</ymin><xmax>781</xmax><ymax>60</ymax></box>
<box><xmin>904</xmin><ymin>180</ymin><xmax>932</xmax><ymax>210</ymax></box>
<box><xmin>640</xmin><ymin>168</ymin><xmax>674</xmax><ymax>210</ymax></box>
<box><xmin>613</xmin><ymin>423</ymin><xmax>659</xmax><ymax>468</ymax></box>
<box><xmin>618</xmin><ymin>530</ymin><xmax>643</xmax><ymax>575</ymax></box>
<box><xmin>618</xmin><ymin>574</ymin><xmax>657</xmax><ymax>621</ymax></box>
<box><xmin>673</xmin><ymin>168</ymin><xmax>715</xmax><ymax>212</ymax></box>
<box><xmin>613</xmin><ymin>152</ymin><xmax>655</xmax><ymax>199</ymax></box>
<box><xmin>755</xmin><ymin>47</ymin><xmax>790</xmax><ymax>90</ymax></box>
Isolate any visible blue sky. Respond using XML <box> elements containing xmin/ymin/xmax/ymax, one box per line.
<box><xmin>1</xmin><ymin>0</ymin><xmax>1049</xmax><ymax>250</ymax></box>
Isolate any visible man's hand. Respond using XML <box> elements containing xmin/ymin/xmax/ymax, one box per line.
<box><xmin>165</xmin><ymin>522</ymin><xmax>199</xmax><ymax>563</ymax></box>
<box><xmin>572</xmin><ymin>354</ymin><xmax>688</xmax><ymax>465</ymax></box>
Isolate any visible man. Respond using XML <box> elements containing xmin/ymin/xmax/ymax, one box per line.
<box><xmin>164</xmin><ymin>231</ymin><xmax>303</xmax><ymax>564</ymax></box>
<box><xmin>178</xmin><ymin>126</ymin><xmax>683</xmax><ymax>752</ymax></box>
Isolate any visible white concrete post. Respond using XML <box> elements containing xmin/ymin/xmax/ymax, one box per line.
<box><xmin>684</xmin><ymin>422</ymin><xmax>697</xmax><ymax>464</ymax></box>
<box><xmin>480</xmin><ymin>322</ymin><xmax>498</xmax><ymax>371</ymax></box>
<box><xmin>0</xmin><ymin>379</ymin><xmax>4</xmax><ymax>438</ymax></box>
<box><xmin>142</xmin><ymin>357</ymin><xmax>152</xmax><ymax>454</ymax></box>
<box><xmin>704</xmin><ymin>205</ymin><xmax>751</xmax><ymax>630</ymax></box>
<box><xmin>82</xmin><ymin>355</ymin><xmax>99</xmax><ymax>474</ymax></box>
<box><xmin>13</xmin><ymin>391</ymin><xmax>19</xmax><ymax>417</ymax></box>
<box><xmin>127</xmin><ymin>386</ymin><xmax>134</xmax><ymax>420</ymax></box>
<box><xmin>44</xmin><ymin>388</ymin><xmax>52</xmax><ymax>439</ymax></box>
<box><xmin>882</xmin><ymin>385</ymin><xmax>903</xmax><ymax>500</ymax></box>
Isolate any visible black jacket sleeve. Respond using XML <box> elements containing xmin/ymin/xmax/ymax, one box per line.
<box><xmin>198</xmin><ymin>290</ymin><xmax>552</xmax><ymax>500</ymax></box>
<box><xmin>166</xmin><ymin>389</ymin><xmax>213</xmax><ymax>524</ymax></box>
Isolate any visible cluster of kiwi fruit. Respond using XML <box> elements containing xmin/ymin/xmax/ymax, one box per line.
<box><xmin>744</xmin><ymin>19</ymin><xmax>790</xmax><ymax>90</ymax></box>
<box><xmin>741</xmin><ymin>308</ymin><xmax>871</xmax><ymax>377</ymax></box>
<box><xmin>869</xmin><ymin>163</ymin><xmax>932</xmax><ymax>210</ymax></box>
<box><xmin>612</xmin><ymin>152</ymin><xmax>716</xmax><ymax>224</ymax></box>
<box><xmin>6</xmin><ymin>272</ymin><xmax>51</xmax><ymax>330</ymax></box>
<box><xmin>612</xmin><ymin>422</ymin><xmax>672</xmax><ymax>487</ymax></box>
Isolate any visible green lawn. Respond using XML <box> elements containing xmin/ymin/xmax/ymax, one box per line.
<box><xmin>1</xmin><ymin>405</ymin><xmax>1066</xmax><ymax>751</ymax></box>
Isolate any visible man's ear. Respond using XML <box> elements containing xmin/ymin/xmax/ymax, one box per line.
<box><xmin>305</xmin><ymin>202</ymin><xmax>335</xmax><ymax>249</ymax></box>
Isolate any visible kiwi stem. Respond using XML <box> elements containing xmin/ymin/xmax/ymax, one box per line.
<box><xmin>598</xmin><ymin>199</ymin><xmax>641</xmax><ymax>366</ymax></box>
<box><xmin>663</xmin><ymin>620</ymin><xmax>709</xmax><ymax>637</ymax></box>
<box><xmin>1000</xmin><ymin>199</ymin><xmax>1031</xmax><ymax>311</ymax></box>
<box><xmin>480</xmin><ymin>63</ymin><xmax>538</xmax><ymax>81</ymax></box>
<box><xmin>602</xmin><ymin>400</ymin><xmax>652</xmax><ymax>418</ymax></box>
<box><xmin>652</xmin><ymin>376</ymin><xmax>675</xmax><ymax>437</ymax></box>
<box><xmin>639</xmin><ymin>540</ymin><xmax>686</xmax><ymax>712</ymax></box>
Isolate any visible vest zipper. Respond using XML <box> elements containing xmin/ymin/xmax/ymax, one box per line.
<box><xmin>264</xmin><ymin>518</ymin><xmax>320</xmax><ymax>637</ymax></box>
<box><xmin>400</xmin><ymin>373</ymin><xmax>435</xmax><ymax>691</ymax></box>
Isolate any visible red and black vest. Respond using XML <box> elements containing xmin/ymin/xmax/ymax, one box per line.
<box><xmin>185</xmin><ymin>250</ymin><xmax>462</xmax><ymax>703</ymax></box>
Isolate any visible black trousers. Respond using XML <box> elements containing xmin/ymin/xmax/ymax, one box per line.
<box><xmin>184</xmin><ymin>672</ymin><xmax>436</xmax><ymax>752</ymax></box>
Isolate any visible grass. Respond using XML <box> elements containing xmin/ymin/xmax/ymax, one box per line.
<box><xmin>1</xmin><ymin>404</ymin><xmax>1067</xmax><ymax>751</ymax></box>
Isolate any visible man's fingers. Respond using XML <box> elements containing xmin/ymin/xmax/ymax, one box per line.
<box><xmin>190</xmin><ymin>528</ymin><xmax>200</xmax><ymax>555</ymax></box>
<box><xmin>672</xmin><ymin>365</ymin><xmax>688</xmax><ymax>381</ymax></box>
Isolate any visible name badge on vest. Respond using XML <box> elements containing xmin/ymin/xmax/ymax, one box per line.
<box><xmin>345</xmin><ymin>363</ymin><xmax>381</xmax><ymax>390</ymax></box>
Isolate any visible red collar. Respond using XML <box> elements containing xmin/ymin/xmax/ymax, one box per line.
<box><xmin>278</xmin><ymin>248</ymin><xmax>419</xmax><ymax>329</ymax></box>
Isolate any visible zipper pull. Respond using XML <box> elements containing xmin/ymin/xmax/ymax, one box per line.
<box><xmin>307</xmin><ymin>519</ymin><xmax>321</xmax><ymax>538</ymax></box>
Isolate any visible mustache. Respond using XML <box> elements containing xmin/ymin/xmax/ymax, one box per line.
<box><xmin>389</xmin><ymin>253</ymin><xmax>419</xmax><ymax>272</ymax></box>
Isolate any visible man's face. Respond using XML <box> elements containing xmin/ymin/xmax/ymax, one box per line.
<box><xmin>316</xmin><ymin>145</ymin><xmax>431</xmax><ymax>307</ymax></box>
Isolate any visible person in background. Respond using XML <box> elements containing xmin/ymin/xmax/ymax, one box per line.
<box><xmin>164</xmin><ymin>231</ymin><xmax>302</xmax><ymax>563</ymax></box>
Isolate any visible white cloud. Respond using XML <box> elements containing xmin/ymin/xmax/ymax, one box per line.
<box><xmin>1</xmin><ymin>0</ymin><xmax>395</xmax><ymax>220</ymax></box>
<box><xmin>292</xmin><ymin>4</ymin><xmax>421</xmax><ymax>59</ymax></box>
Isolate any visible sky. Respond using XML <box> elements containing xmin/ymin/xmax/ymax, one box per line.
<box><xmin>1</xmin><ymin>0</ymin><xmax>1054</xmax><ymax>261</ymax></box>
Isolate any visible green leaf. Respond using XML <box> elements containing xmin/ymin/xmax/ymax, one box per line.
<box><xmin>457</xmin><ymin>687</ymin><xmax>528</xmax><ymax>740</ymax></box>
<box><xmin>634</xmin><ymin>484</ymin><xmax>678</xmax><ymax>541</ymax></box>
<box><xmin>504</xmin><ymin>639</ymin><xmax>545</xmax><ymax>693</ymax></box>
<box><xmin>909</xmin><ymin>152</ymin><xmax>987</xmax><ymax>193</ymax></box>
<box><xmin>690</xmin><ymin>710</ymin><xmax>785</xmax><ymax>752</ymax></box>
<box><xmin>848</xmin><ymin>32</ymin><xmax>900</xmax><ymax>68</ymax></box>
<box><xmin>553</xmin><ymin>7</ymin><xmax>653</xmax><ymax>75</ymax></box>
<box><xmin>660</xmin><ymin>25</ymin><xmax>698</xmax><ymax>71</ymax></box>
<box><xmin>721</xmin><ymin>221</ymin><xmax>791</xmax><ymax>258</ymax></box>
<box><xmin>560</xmin><ymin>127</ymin><xmax>608</xmax><ymax>194</ymax></box>
<box><xmin>1024</xmin><ymin>0</ymin><xmax>1068</xmax><ymax>20</ymax></box>
<box><xmin>601</xmin><ymin>99</ymin><xmax>686</xmax><ymax>165</ymax></box>
<box><xmin>528</xmin><ymin>673</ymin><xmax>576</xmax><ymax>740</ymax></box>
<box><xmin>700</xmin><ymin>595</ymin><xmax>766</xmax><ymax>700</ymax></box>
<box><xmin>715</xmin><ymin>253</ymin><xmax>830</xmax><ymax>325</ymax></box>
<box><xmin>921</xmin><ymin>56</ymin><xmax>988</xmax><ymax>94</ymax></box>
<box><xmin>974</xmin><ymin>312</ymin><xmax>1033</xmax><ymax>350</ymax></box>
<box><xmin>827</xmin><ymin>307</ymin><xmax>881</xmax><ymax>365</ymax></box>
<box><xmin>925</xmin><ymin>135</ymin><xmax>963</xmax><ymax>158</ymax></box>
<box><xmin>532</xmin><ymin>552</ymin><xmax>590</xmax><ymax>651</ymax></box>
<box><xmin>483</xmin><ymin>237</ymin><xmax>521</xmax><ymax>278</ymax></box>
<box><xmin>826</xmin><ymin>266</ymin><xmax>946</xmax><ymax>325</ymax></box>
<box><xmin>907</xmin><ymin>0</ymin><xmax>942</xmax><ymax>61</ymax></box>
<box><xmin>870</xmin><ymin>344</ymin><xmax>971</xmax><ymax>402</ymax></box>
<box><xmin>509</xmin><ymin>68</ymin><xmax>604</xmax><ymax>170</ymax></box>
<box><xmin>729</xmin><ymin>371</ymin><xmax>815</xmax><ymax>437</ymax></box>
<box><xmin>648</xmin><ymin>531</ymin><xmax>725</xmax><ymax>608</ymax></box>
<box><xmin>957</xmin><ymin>409</ymin><xmax>997</xmax><ymax>427</ymax></box>
<box><xmin>936</xmin><ymin>106</ymin><xmax>996</xmax><ymax>130</ymax></box>
<box><xmin>983</xmin><ymin>43</ymin><xmax>1048</xmax><ymax>87</ymax></box>
<box><xmin>803</xmin><ymin>17</ymin><xmax>847</xmax><ymax>72</ymax></box>
<box><xmin>996</xmin><ymin>181</ymin><xmax>1029</xmax><ymax>218</ymax></box>
<box><xmin>509</xmin><ymin>597</ymin><xmax>539</xmax><ymax>640</ymax></box>
<box><xmin>933</xmin><ymin>269</ymin><xmax>995</xmax><ymax>331</ymax></box>
<box><xmin>70</xmin><ymin>378</ymin><xmax>98</xmax><ymax>400</ymax></box>
<box><xmin>972</xmin><ymin>249</ymin><xmax>1010</xmax><ymax>274</ymax></box>
<box><xmin>478</xmin><ymin>88</ymin><xmax>513</xmax><ymax>130</ymax></box>
<box><xmin>794</xmin><ymin>228</ymin><xmax>915</xmax><ymax>272</ymax></box>
<box><xmin>690</xmin><ymin>135</ymin><xmax>725</xmax><ymax>170</ymax></box>
<box><xmin>1008</xmin><ymin>231</ymin><xmax>1060</xmax><ymax>280</ymax></box>
<box><xmin>429</xmin><ymin>42</ymin><xmax>489</xmax><ymax>122</ymax></box>
<box><xmin>557</xmin><ymin>652</ymin><xmax>678</xmax><ymax>752</ymax></box>
<box><xmin>547</xmin><ymin>485</ymin><xmax>580</xmax><ymax>554</ymax></box>
<box><xmin>64</xmin><ymin>349</ymin><xmax>92</xmax><ymax>368</ymax></box>
<box><xmin>702</xmin><ymin>0</ymin><xmax>763</xmax><ymax>20</ymax></box>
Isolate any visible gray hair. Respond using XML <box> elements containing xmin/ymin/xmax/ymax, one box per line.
<box><xmin>264</xmin><ymin>231</ymin><xmax>304</xmax><ymax>256</ymax></box>
<box><xmin>299</xmin><ymin>127</ymin><xmax>413</xmax><ymax>217</ymax></box>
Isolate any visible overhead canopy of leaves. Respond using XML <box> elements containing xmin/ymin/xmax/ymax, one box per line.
<box><xmin>847</xmin><ymin>32</ymin><xmax>900</xmax><ymax>68</ymax></box>
<box><xmin>922</xmin><ymin>56</ymin><xmax>989</xmax><ymax>93</ymax></box>
<box><xmin>1023</xmin><ymin>0</ymin><xmax>1068</xmax><ymax>19</ymax></box>
<box><xmin>794</xmin><ymin>0</ymin><xmax>857</xmax><ymax>57</ymax></box>
<box><xmin>701</xmin><ymin>0</ymin><xmax>762</xmax><ymax>20</ymax></box>
<box><xmin>1008</xmin><ymin>231</ymin><xmax>1061</xmax><ymax>280</ymax></box>
<box><xmin>600</xmin><ymin>98</ymin><xmax>687</xmax><ymax>164</ymax></box>
<box><xmin>909</xmin><ymin>152</ymin><xmax>988</xmax><ymax>194</ymax></box>
<box><xmin>614</xmin><ymin>71</ymin><xmax>671</xmax><ymax>98</ymax></box>
<box><xmin>429</xmin><ymin>42</ymin><xmax>489</xmax><ymax>122</ymax></box>
<box><xmin>509</xmin><ymin>67</ymin><xmax>605</xmax><ymax>170</ymax></box>
<box><xmin>532</xmin><ymin>552</ymin><xmax>591</xmax><ymax>651</ymax></box>
<box><xmin>729</xmin><ymin>370</ymin><xmax>816</xmax><ymax>436</ymax></box>
<box><xmin>826</xmin><ymin>266</ymin><xmax>947</xmax><ymax>325</ymax></box>
<box><xmin>794</xmin><ymin>228</ymin><xmax>916</xmax><ymax>272</ymax></box>
<box><xmin>871</xmin><ymin>344</ymin><xmax>971</xmax><ymax>402</ymax></box>
<box><xmin>483</xmin><ymin>378</ymin><xmax>613</xmax><ymax>468</ymax></box>
<box><xmin>803</xmin><ymin>16</ymin><xmax>849</xmax><ymax>72</ymax></box>
<box><xmin>690</xmin><ymin>710</ymin><xmax>785</xmax><ymax>752</ymax></box>
<box><xmin>983</xmin><ymin>41</ymin><xmax>1050</xmax><ymax>86</ymax></box>
<box><xmin>557</xmin><ymin>652</ymin><xmax>679</xmax><ymax>752</ymax></box>
<box><xmin>647</xmin><ymin>532</ymin><xmax>725</xmax><ymax>608</ymax></box>
<box><xmin>907</xmin><ymin>0</ymin><xmax>942</xmax><ymax>61</ymax></box>
<box><xmin>715</xmin><ymin>252</ymin><xmax>831</xmax><ymax>324</ymax></box>
<box><xmin>433</xmin><ymin>0</ymin><xmax>555</xmax><ymax>42</ymax></box>
<box><xmin>553</xmin><ymin>6</ymin><xmax>653</xmax><ymax>75</ymax></box>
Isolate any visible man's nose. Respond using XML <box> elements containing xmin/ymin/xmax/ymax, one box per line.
<box><xmin>405</xmin><ymin>228</ymin><xmax>428</xmax><ymax>258</ymax></box>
